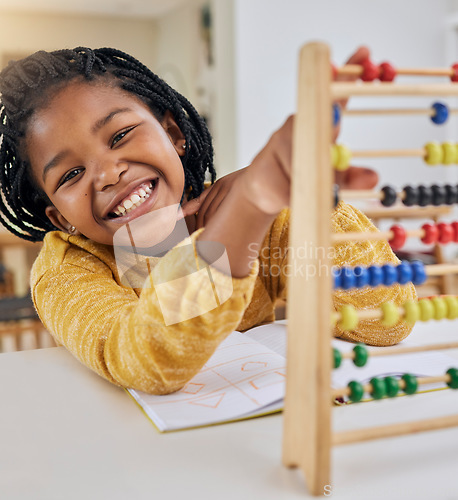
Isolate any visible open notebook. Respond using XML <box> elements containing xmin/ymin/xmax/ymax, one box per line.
<box><xmin>127</xmin><ymin>322</ymin><xmax>457</xmax><ymax>432</ymax></box>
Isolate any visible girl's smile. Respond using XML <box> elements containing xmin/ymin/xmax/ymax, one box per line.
<box><xmin>25</xmin><ymin>80</ymin><xmax>187</xmax><ymax>245</ymax></box>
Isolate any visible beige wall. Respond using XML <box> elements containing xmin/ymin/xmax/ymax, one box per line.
<box><xmin>0</xmin><ymin>11</ymin><xmax>157</xmax><ymax>69</ymax></box>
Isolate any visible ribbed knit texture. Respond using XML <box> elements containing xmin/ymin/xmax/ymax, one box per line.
<box><xmin>31</xmin><ymin>202</ymin><xmax>415</xmax><ymax>394</ymax></box>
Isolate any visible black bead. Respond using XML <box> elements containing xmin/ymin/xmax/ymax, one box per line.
<box><xmin>381</xmin><ymin>185</ymin><xmax>397</xmax><ymax>207</ymax></box>
<box><xmin>444</xmin><ymin>185</ymin><xmax>457</xmax><ymax>205</ymax></box>
<box><xmin>402</xmin><ymin>185</ymin><xmax>418</xmax><ymax>207</ymax></box>
<box><xmin>333</xmin><ymin>184</ymin><xmax>340</xmax><ymax>208</ymax></box>
<box><xmin>418</xmin><ymin>185</ymin><xmax>432</xmax><ymax>207</ymax></box>
<box><xmin>431</xmin><ymin>184</ymin><xmax>446</xmax><ymax>206</ymax></box>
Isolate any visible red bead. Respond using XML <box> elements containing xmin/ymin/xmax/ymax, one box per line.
<box><xmin>451</xmin><ymin>63</ymin><xmax>458</xmax><ymax>82</ymax></box>
<box><xmin>360</xmin><ymin>59</ymin><xmax>379</xmax><ymax>82</ymax></box>
<box><xmin>389</xmin><ymin>224</ymin><xmax>407</xmax><ymax>250</ymax></box>
<box><xmin>421</xmin><ymin>223</ymin><xmax>439</xmax><ymax>244</ymax></box>
<box><xmin>331</xmin><ymin>64</ymin><xmax>338</xmax><ymax>80</ymax></box>
<box><xmin>379</xmin><ymin>62</ymin><xmax>397</xmax><ymax>82</ymax></box>
<box><xmin>438</xmin><ymin>223</ymin><xmax>454</xmax><ymax>244</ymax></box>
<box><xmin>451</xmin><ymin>222</ymin><xmax>458</xmax><ymax>242</ymax></box>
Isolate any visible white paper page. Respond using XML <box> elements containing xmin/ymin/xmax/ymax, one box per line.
<box><xmin>128</xmin><ymin>331</ymin><xmax>286</xmax><ymax>431</ymax></box>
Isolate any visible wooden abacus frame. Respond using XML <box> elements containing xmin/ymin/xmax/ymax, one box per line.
<box><xmin>282</xmin><ymin>42</ymin><xmax>458</xmax><ymax>496</ymax></box>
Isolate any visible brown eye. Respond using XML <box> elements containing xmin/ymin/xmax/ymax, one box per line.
<box><xmin>111</xmin><ymin>127</ymin><xmax>134</xmax><ymax>148</ymax></box>
<box><xmin>59</xmin><ymin>168</ymin><xmax>84</xmax><ymax>187</ymax></box>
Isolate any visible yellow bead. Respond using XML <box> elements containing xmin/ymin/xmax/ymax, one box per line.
<box><xmin>339</xmin><ymin>304</ymin><xmax>358</xmax><ymax>331</ymax></box>
<box><xmin>418</xmin><ymin>298</ymin><xmax>434</xmax><ymax>321</ymax></box>
<box><xmin>424</xmin><ymin>141</ymin><xmax>443</xmax><ymax>165</ymax></box>
<box><xmin>403</xmin><ymin>300</ymin><xmax>420</xmax><ymax>324</ymax></box>
<box><xmin>445</xmin><ymin>296</ymin><xmax>458</xmax><ymax>320</ymax></box>
<box><xmin>331</xmin><ymin>312</ymin><xmax>338</xmax><ymax>326</ymax></box>
<box><xmin>431</xmin><ymin>297</ymin><xmax>447</xmax><ymax>320</ymax></box>
<box><xmin>331</xmin><ymin>145</ymin><xmax>339</xmax><ymax>168</ymax></box>
<box><xmin>334</xmin><ymin>144</ymin><xmax>351</xmax><ymax>171</ymax></box>
<box><xmin>380</xmin><ymin>301</ymin><xmax>400</xmax><ymax>327</ymax></box>
<box><xmin>442</xmin><ymin>142</ymin><xmax>457</xmax><ymax>165</ymax></box>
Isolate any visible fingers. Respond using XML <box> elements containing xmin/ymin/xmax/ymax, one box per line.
<box><xmin>181</xmin><ymin>188</ymin><xmax>211</xmax><ymax>217</ymax></box>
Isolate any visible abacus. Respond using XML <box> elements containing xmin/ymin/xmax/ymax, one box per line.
<box><xmin>283</xmin><ymin>42</ymin><xmax>458</xmax><ymax>496</ymax></box>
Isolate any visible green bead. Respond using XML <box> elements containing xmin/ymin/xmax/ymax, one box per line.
<box><xmin>418</xmin><ymin>298</ymin><xmax>434</xmax><ymax>322</ymax></box>
<box><xmin>380</xmin><ymin>301</ymin><xmax>400</xmax><ymax>327</ymax></box>
<box><xmin>431</xmin><ymin>297</ymin><xmax>447</xmax><ymax>320</ymax></box>
<box><xmin>402</xmin><ymin>373</ymin><xmax>418</xmax><ymax>395</ymax></box>
<box><xmin>384</xmin><ymin>376</ymin><xmax>400</xmax><ymax>398</ymax></box>
<box><xmin>370</xmin><ymin>377</ymin><xmax>386</xmax><ymax>400</ymax></box>
<box><xmin>340</xmin><ymin>304</ymin><xmax>358</xmax><ymax>331</ymax></box>
<box><xmin>445</xmin><ymin>296</ymin><xmax>458</xmax><ymax>320</ymax></box>
<box><xmin>446</xmin><ymin>367</ymin><xmax>458</xmax><ymax>389</ymax></box>
<box><xmin>333</xmin><ymin>348</ymin><xmax>342</xmax><ymax>369</ymax></box>
<box><xmin>348</xmin><ymin>380</ymin><xmax>364</xmax><ymax>402</ymax></box>
<box><xmin>353</xmin><ymin>343</ymin><xmax>369</xmax><ymax>367</ymax></box>
<box><xmin>403</xmin><ymin>300</ymin><xmax>420</xmax><ymax>324</ymax></box>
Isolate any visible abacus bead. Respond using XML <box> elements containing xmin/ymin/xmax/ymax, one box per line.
<box><xmin>402</xmin><ymin>373</ymin><xmax>418</xmax><ymax>394</ymax></box>
<box><xmin>397</xmin><ymin>261</ymin><xmax>413</xmax><ymax>284</ymax></box>
<box><xmin>446</xmin><ymin>367</ymin><xmax>458</xmax><ymax>389</ymax></box>
<box><xmin>368</xmin><ymin>265</ymin><xmax>383</xmax><ymax>287</ymax></box>
<box><xmin>418</xmin><ymin>298</ymin><xmax>434</xmax><ymax>321</ymax></box>
<box><xmin>335</xmin><ymin>144</ymin><xmax>352</xmax><ymax>171</ymax></box>
<box><xmin>339</xmin><ymin>304</ymin><xmax>358</xmax><ymax>331</ymax></box>
<box><xmin>381</xmin><ymin>185</ymin><xmax>397</xmax><ymax>207</ymax></box>
<box><xmin>444</xmin><ymin>185</ymin><xmax>458</xmax><ymax>204</ymax></box>
<box><xmin>382</xmin><ymin>264</ymin><xmax>397</xmax><ymax>286</ymax></box>
<box><xmin>381</xmin><ymin>301</ymin><xmax>400</xmax><ymax>327</ymax></box>
<box><xmin>384</xmin><ymin>376</ymin><xmax>400</xmax><ymax>398</ymax></box>
<box><xmin>389</xmin><ymin>224</ymin><xmax>407</xmax><ymax>250</ymax></box>
<box><xmin>418</xmin><ymin>185</ymin><xmax>432</xmax><ymax>207</ymax></box>
<box><xmin>410</xmin><ymin>261</ymin><xmax>427</xmax><ymax>285</ymax></box>
<box><xmin>348</xmin><ymin>381</ymin><xmax>364</xmax><ymax>402</ymax></box>
<box><xmin>370</xmin><ymin>377</ymin><xmax>386</xmax><ymax>400</ymax></box>
<box><xmin>438</xmin><ymin>222</ymin><xmax>454</xmax><ymax>244</ymax></box>
<box><xmin>341</xmin><ymin>267</ymin><xmax>356</xmax><ymax>290</ymax></box>
<box><xmin>425</xmin><ymin>142</ymin><xmax>443</xmax><ymax>165</ymax></box>
<box><xmin>331</xmin><ymin>312</ymin><xmax>338</xmax><ymax>326</ymax></box>
<box><xmin>451</xmin><ymin>63</ymin><xmax>458</xmax><ymax>82</ymax></box>
<box><xmin>431</xmin><ymin>185</ymin><xmax>446</xmax><ymax>206</ymax></box>
<box><xmin>333</xmin><ymin>268</ymin><xmax>342</xmax><ymax>289</ymax></box>
<box><xmin>333</xmin><ymin>184</ymin><xmax>340</xmax><ymax>208</ymax></box>
<box><xmin>444</xmin><ymin>296</ymin><xmax>458</xmax><ymax>320</ymax></box>
<box><xmin>333</xmin><ymin>104</ymin><xmax>341</xmax><ymax>127</ymax></box>
<box><xmin>354</xmin><ymin>266</ymin><xmax>370</xmax><ymax>288</ymax></box>
<box><xmin>403</xmin><ymin>300</ymin><xmax>420</xmax><ymax>324</ymax></box>
<box><xmin>331</xmin><ymin>144</ymin><xmax>339</xmax><ymax>167</ymax></box>
<box><xmin>378</xmin><ymin>62</ymin><xmax>396</xmax><ymax>82</ymax></box>
<box><xmin>353</xmin><ymin>343</ymin><xmax>369</xmax><ymax>367</ymax></box>
<box><xmin>442</xmin><ymin>143</ymin><xmax>456</xmax><ymax>165</ymax></box>
<box><xmin>431</xmin><ymin>297</ymin><xmax>447</xmax><ymax>320</ymax></box>
<box><xmin>402</xmin><ymin>185</ymin><xmax>419</xmax><ymax>207</ymax></box>
<box><xmin>431</xmin><ymin>102</ymin><xmax>449</xmax><ymax>125</ymax></box>
<box><xmin>360</xmin><ymin>58</ymin><xmax>379</xmax><ymax>81</ymax></box>
<box><xmin>421</xmin><ymin>223</ymin><xmax>439</xmax><ymax>244</ymax></box>
<box><xmin>333</xmin><ymin>348</ymin><xmax>342</xmax><ymax>369</ymax></box>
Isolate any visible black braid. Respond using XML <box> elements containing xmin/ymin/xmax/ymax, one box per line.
<box><xmin>0</xmin><ymin>47</ymin><xmax>215</xmax><ymax>242</ymax></box>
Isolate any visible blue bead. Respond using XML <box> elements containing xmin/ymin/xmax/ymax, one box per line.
<box><xmin>397</xmin><ymin>261</ymin><xmax>413</xmax><ymax>284</ymax></box>
<box><xmin>333</xmin><ymin>268</ymin><xmax>342</xmax><ymax>289</ymax></box>
<box><xmin>368</xmin><ymin>265</ymin><xmax>383</xmax><ymax>287</ymax></box>
<box><xmin>431</xmin><ymin>102</ymin><xmax>449</xmax><ymax>125</ymax></box>
<box><xmin>382</xmin><ymin>264</ymin><xmax>398</xmax><ymax>286</ymax></box>
<box><xmin>333</xmin><ymin>104</ymin><xmax>341</xmax><ymax>127</ymax></box>
<box><xmin>410</xmin><ymin>260</ymin><xmax>427</xmax><ymax>285</ymax></box>
<box><xmin>354</xmin><ymin>266</ymin><xmax>369</xmax><ymax>288</ymax></box>
<box><xmin>341</xmin><ymin>267</ymin><xmax>356</xmax><ymax>290</ymax></box>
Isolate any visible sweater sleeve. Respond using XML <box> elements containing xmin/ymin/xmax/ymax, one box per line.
<box><xmin>32</xmin><ymin>230</ymin><xmax>258</xmax><ymax>394</ymax></box>
<box><xmin>331</xmin><ymin>201</ymin><xmax>417</xmax><ymax>346</ymax></box>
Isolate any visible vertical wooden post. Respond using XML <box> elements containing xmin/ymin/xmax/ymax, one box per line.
<box><xmin>282</xmin><ymin>42</ymin><xmax>333</xmax><ymax>496</ymax></box>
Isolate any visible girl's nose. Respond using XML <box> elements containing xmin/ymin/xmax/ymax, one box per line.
<box><xmin>93</xmin><ymin>160</ymin><xmax>128</xmax><ymax>191</ymax></box>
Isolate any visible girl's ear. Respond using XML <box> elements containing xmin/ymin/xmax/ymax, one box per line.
<box><xmin>45</xmin><ymin>206</ymin><xmax>79</xmax><ymax>235</ymax></box>
<box><xmin>161</xmin><ymin>110</ymin><xmax>186</xmax><ymax>156</ymax></box>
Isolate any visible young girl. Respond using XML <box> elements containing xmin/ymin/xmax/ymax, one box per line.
<box><xmin>0</xmin><ymin>47</ymin><xmax>415</xmax><ymax>394</ymax></box>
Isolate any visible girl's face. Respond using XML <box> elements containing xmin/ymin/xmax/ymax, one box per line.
<box><xmin>25</xmin><ymin>80</ymin><xmax>187</xmax><ymax>245</ymax></box>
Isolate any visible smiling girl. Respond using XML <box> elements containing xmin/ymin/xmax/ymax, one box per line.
<box><xmin>0</xmin><ymin>47</ymin><xmax>415</xmax><ymax>394</ymax></box>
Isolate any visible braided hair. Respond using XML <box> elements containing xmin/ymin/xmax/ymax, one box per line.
<box><xmin>0</xmin><ymin>47</ymin><xmax>215</xmax><ymax>242</ymax></box>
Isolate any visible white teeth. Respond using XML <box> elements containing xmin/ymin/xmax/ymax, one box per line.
<box><xmin>123</xmin><ymin>199</ymin><xmax>133</xmax><ymax>210</ymax></box>
<box><xmin>131</xmin><ymin>194</ymin><xmax>141</xmax><ymax>204</ymax></box>
<box><xmin>110</xmin><ymin>181</ymin><xmax>155</xmax><ymax>218</ymax></box>
<box><xmin>139</xmin><ymin>189</ymin><xmax>146</xmax><ymax>197</ymax></box>
<box><xmin>119</xmin><ymin>206</ymin><xmax>126</xmax><ymax>214</ymax></box>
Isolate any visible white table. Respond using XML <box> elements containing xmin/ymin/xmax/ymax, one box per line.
<box><xmin>1</xmin><ymin>322</ymin><xmax>458</xmax><ymax>500</ymax></box>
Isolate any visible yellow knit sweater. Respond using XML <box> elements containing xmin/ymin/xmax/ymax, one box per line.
<box><xmin>31</xmin><ymin>202</ymin><xmax>416</xmax><ymax>394</ymax></box>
